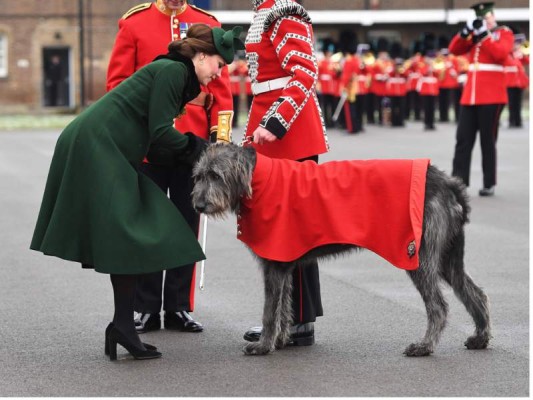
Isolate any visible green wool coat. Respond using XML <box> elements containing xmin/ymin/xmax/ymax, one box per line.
<box><xmin>30</xmin><ymin>57</ymin><xmax>206</xmax><ymax>274</ymax></box>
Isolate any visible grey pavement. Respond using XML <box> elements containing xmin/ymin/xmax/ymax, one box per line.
<box><xmin>0</xmin><ymin>118</ymin><xmax>528</xmax><ymax>396</ymax></box>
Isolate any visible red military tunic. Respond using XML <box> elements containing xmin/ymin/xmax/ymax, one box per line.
<box><xmin>243</xmin><ymin>0</ymin><xmax>328</xmax><ymax>160</ymax></box>
<box><xmin>340</xmin><ymin>54</ymin><xmax>363</xmax><ymax>99</ymax></box>
<box><xmin>386</xmin><ymin>71</ymin><xmax>407</xmax><ymax>97</ymax></box>
<box><xmin>449</xmin><ymin>26</ymin><xmax>514</xmax><ymax>105</ymax></box>
<box><xmin>106</xmin><ymin>0</ymin><xmax>232</xmax><ymax>139</ymax></box>
<box><xmin>504</xmin><ymin>55</ymin><xmax>529</xmax><ymax>89</ymax></box>
<box><xmin>238</xmin><ymin>153</ymin><xmax>429</xmax><ymax>270</ymax></box>
<box><xmin>406</xmin><ymin>54</ymin><xmax>424</xmax><ymax>92</ymax></box>
<box><xmin>368</xmin><ymin>59</ymin><xmax>390</xmax><ymax>97</ymax></box>
<box><xmin>318</xmin><ymin>56</ymin><xmax>337</xmax><ymax>96</ymax></box>
<box><xmin>438</xmin><ymin>55</ymin><xmax>460</xmax><ymax>90</ymax></box>
<box><xmin>416</xmin><ymin>61</ymin><xmax>439</xmax><ymax>96</ymax></box>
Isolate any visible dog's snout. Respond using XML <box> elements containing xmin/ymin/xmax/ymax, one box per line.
<box><xmin>194</xmin><ymin>202</ymin><xmax>206</xmax><ymax>213</ymax></box>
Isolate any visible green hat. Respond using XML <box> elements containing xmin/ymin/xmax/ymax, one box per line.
<box><xmin>470</xmin><ymin>2</ymin><xmax>495</xmax><ymax>17</ymax></box>
<box><xmin>212</xmin><ymin>26</ymin><xmax>245</xmax><ymax>64</ymax></box>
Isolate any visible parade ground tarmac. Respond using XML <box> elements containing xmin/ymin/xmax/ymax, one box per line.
<box><xmin>0</xmin><ymin>118</ymin><xmax>528</xmax><ymax>396</ymax></box>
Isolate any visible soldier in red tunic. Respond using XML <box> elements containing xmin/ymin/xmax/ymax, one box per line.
<box><xmin>448</xmin><ymin>1</ymin><xmax>513</xmax><ymax>196</ymax></box>
<box><xmin>106</xmin><ymin>0</ymin><xmax>233</xmax><ymax>334</ymax></box>
<box><xmin>505</xmin><ymin>33</ymin><xmax>529</xmax><ymax>128</ymax></box>
<box><xmin>341</xmin><ymin>46</ymin><xmax>365</xmax><ymax>133</ymax></box>
<box><xmin>317</xmin><ymin>43</ymin><xmax>338</xmax><ymax>128</ymax></box>
<box><xmin>241</xmin><ymin>0</ymin><xmax>329</xmax><ymax>346</ymax></box>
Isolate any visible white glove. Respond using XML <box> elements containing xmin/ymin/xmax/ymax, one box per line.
<box><xmin>466</xmin><ymin>17</ymin><xmax>476</xmax><ymax>31</ymax></box>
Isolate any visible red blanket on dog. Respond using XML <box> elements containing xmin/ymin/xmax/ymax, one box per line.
<box><xmin>238</xmin><ymin>153</ymin><xmax>430</xmax><ymax>270</ymax></box>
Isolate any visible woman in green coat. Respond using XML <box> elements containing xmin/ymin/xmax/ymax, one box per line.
<box><xmin>31</xmin><ymin>24</ymin><xmax>244</xmax><ymax>361</ymax></box>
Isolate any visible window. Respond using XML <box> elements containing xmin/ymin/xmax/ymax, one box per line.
<box><xmin>0</xmin><ymin>33</ymin><xmax>7</xmax><ymax>78</ymax></box>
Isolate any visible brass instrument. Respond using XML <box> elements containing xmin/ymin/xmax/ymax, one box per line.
<box><xmin>520</xmin><ymin>40</ymin><xmax>529</xmax><ymax>56</ymax></box>
<box><xmin>432</xmin><ymin>55</ymin><xmax>446</xmax><ymax>81</ymax></box>
<box><xmin>402</xmin><ymin>58</ymin><xmax>413</xmax><ymax>72</ymax></box>
<box><xmin>362</xmin><ymin>52</ymin><xmax>375</xmax><ymax>66</ymax></box>
<box><xmin>346</xmin><ymin>75</ymin><xmax>358</xmax><ymax>103</ymax></box>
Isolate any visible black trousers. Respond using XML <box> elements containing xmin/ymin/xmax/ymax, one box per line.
<box><xmin>438</xmin><ymin>88</ymin><xmax>452</xmax><ymax>122</ymax></box>
<box><xmin>421</xmin><ymin>95</ymin><xmax>436</xmax><ymax>129</ymax></box>
<box><xmin>318</xmin><ymin>93</ymin><xmax>337</xmax><ymax>128</ymax></box>
<box><xmin>134</xmin><ymin>162</ymin><xmax>199</xmax><ymax>313</ymax></box>
<box><xmin>344</xmin><ymin>96</ymin><xmax>365</xmax><ymax>133</ymax></box>
<box><xmin>405</xmin><ymin>90</ymin><xmax>421</xmax><ymax>120</ymax></box>
<box><xmin>366</xmin><ymin>93</ymin><xmax>376</xmax><ymax>124</ymax></box>
<box><xmin>390</xmin><ymin>96</ymin><xmax>404</xmax><ymax>127</ymax></box>
<box><xmin>292</xmin><ymin>155</ymin><xmax>324</xmax><ymax>323</ymax></box>
<box><xmin>507</xmin><ymin>87</ymin><xmax>523</xmax><ymax>127</ymax></box>
<box><xmin>452</xmin><ymin>104</ymin><xmax>504</xmax><ymax>188</ymax></box>
<box><xmin>232</xmin><ymin>94</ymin><xmax>240</xmax><ymax>127</ymax></box>
<box><xmin>453</xmin><ymin>87</ymin><xmax>462</xmax><ymax>123</ymax></box>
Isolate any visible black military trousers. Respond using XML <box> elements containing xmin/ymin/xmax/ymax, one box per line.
<box><xmin>507</xmin><ymin>87</ymin><xmax>523</xmax><ymax>127</ymax></box>
<box><xmin>134</xmin><ymin>162</ymin><xmax>200</xmax><ymax>313</ymax></box>
<box><xmin>366</xmin><ymin>93</ymin><xmax>376</xmax><ymax>123</ymax></box>
<box><xmin>452</xmin><ymin>104</ymin><xmax>504</xmax><ymax>188</ymax></box>
<box><xmin>405</xmin><ymin>90</ymin><xmax>421</xmax><ymax>120</ymax></box>
<box><xmin>291</xmin><ymin>155</ymin><xmax>324</xmax><ymax>323</ymax></box>
<box><xmin>421</xmin><ymin>95</ymin><xmax>436</xmax><ymax>129</ymax></box>
<box><xmin>438</xmin><ymin>88</ymin><xmax>452</xmax><ymax>122</ymax></box>
<box><xmin>344</xmin><ymin>96</ymin><xmax>365</xmax><ymax>133</ymax></box>
<box><xmin>318</xmin><ymin>93</ymin><xmax>337</xmax><ymax>128</ymax></box>
<box><xmin>232</xmin><ymin>94</ymin><xmax>240</xmax><ymax>127</ymax></box>
<box><xmin>390</xmin><ymin>96</ymin><xmax>404</xmax><ymax>127</ymax></box>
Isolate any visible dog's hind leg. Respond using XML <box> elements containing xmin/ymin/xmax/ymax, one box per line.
<box><xmin>439</xmin><ymin>232</ymin><xmax>491</xmax><ymax>350</ymax></box>
<box><xmin>243</xmin><ymin>261</ymin><xmax>292</xmax><ymax>355</ymax></box>
<box><xmin>404</xmin><ymin>259</ymin><xmax>449</xmax><ymax>356</ymax></box>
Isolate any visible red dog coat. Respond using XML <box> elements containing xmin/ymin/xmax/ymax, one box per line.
<box><xmin>238</xmin><ymin>153</ymin><xmax>429</xmax><ymax>270</ymax></box>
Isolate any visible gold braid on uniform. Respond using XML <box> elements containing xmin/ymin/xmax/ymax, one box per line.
<box><xmin>263</xmin><ymin>0</ymin><xmax>311</xmax><ymax>32</ymax></box>
<box><xmin>121</xmin><ymin>2</ymin><xmax>151</xmax><ymax>19</ymax></box>
<box><xmin>189</xmin><ymin>4</ymin><xmax>219</xmax><ymax>21</ymax></box>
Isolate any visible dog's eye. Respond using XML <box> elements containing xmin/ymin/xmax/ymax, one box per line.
<box><xmin>208</xmin><ymin>171</ymin><xmax>221</xmax><ymax>181</ymax></box>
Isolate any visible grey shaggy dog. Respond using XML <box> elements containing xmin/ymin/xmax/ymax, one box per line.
<box><xmin>191</xmin><ymin>143</ymin><xmax>491</xmax><ymax>357</ymax></box>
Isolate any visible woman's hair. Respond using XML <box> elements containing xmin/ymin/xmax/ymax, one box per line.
<box><xmin>168</xmin><ymin>24</ymin><xmax>217</xmax><ymax>59</ymax></box>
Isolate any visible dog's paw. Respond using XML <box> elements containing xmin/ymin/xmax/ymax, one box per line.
<box><xmin>403</xmin><ymin>342</ymin><xmax>433</xmax><ymax>357</ymax></box>
<box><xmin>243</xmin><ymin>342</ymin><xmax>273</xmax><ymax>356</ymax></box>
<box><xmin>464</xmin><ymin>334</ymin><xmax>490</xmax><ymax>350</ymax></box>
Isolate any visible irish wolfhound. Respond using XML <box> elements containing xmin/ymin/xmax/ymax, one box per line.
<box><xmin>191</xmin><ymin>143</ymin><xmax>491</xmax><ymax>357</ymax></box>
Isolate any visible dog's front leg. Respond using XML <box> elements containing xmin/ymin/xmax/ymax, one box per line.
<box><xmin>275</xmin><ymin>264</ymin><xmax>294</xmax><ymax>349</ymax></box>
<box><xmin>244</xmin><ymin>262</ymin><xmax>288</xmax><ymax>355</ymax></box>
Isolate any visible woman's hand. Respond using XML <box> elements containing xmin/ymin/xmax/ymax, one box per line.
<box><xmin>252</xmin><ymin>126</ymin><xmax>277</xmax><ymax>145</ymax></box>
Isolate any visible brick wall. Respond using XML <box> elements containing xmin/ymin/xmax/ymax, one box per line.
<box><xmin>0</xmin><ymin>0</ymin><xmax>529</xmax><ymax>112</ymax></box>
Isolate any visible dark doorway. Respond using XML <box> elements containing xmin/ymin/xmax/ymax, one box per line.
<box><xmin>42</xmin><ymin>47</ymin><xmax>70</xmax><ymax>107</ymax></box>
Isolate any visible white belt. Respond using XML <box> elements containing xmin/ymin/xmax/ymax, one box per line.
<box><xmin>252</xmin><ymin>76</ymin><xmax>291</xmax><ymax>95</ymax></box>
<box><xmin>468</xmin><ymin>63</ymin><xmax>504</xmax><ymax>72</ymax></box>
<box><xmin>504</xmin><ymin>66</ymin><xmax>518</xmax><ymax>72</ymax></box>
<box><xmin>388</xmin><ymin>77</ymin><xmax>406</xmax><ymax>84</ymax></box>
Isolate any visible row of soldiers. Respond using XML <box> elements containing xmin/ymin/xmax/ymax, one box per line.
<box><xmin>227</xmin><ymin>33</ymin><xmax>529</xmax><ymax>132</ymax></box>
<box><xmin>316</xmin><ymin>34</ymin><xmax>529</xmax><ymax>133</ymax></box>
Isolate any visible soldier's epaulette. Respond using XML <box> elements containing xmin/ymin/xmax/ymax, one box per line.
<box><xmin>493</xmin><ymin>25</ymin><xmax>511</xmax><ymax>32</ymax></box>
<box><xmin>189</xmin><ymin>4</ymin><xmax>219</xmax><ymax>21</ymax></box>
<box><xmin>121</xmin><ymin>2</ymin><xmax>151</xmax><ymax>20</ymax></box>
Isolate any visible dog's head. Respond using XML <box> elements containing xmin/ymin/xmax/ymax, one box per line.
<box><xmin>192</xmin><ymin>143</ymin><xmax>256</xmax><ymax>218</ymax></box>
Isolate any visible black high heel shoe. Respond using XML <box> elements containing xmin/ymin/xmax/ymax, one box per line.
<box><xmin>107</xmin><ymin>326</ymin><xmax>162</xmax><ymax>360</ymax></box>
<box><xmin>104</xmin><ymin>322</ymin><xmax>157</xmax><ymax>355</ymax></box>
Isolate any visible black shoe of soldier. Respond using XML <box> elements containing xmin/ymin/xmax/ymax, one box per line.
<box><xmin>134</xmin><ymin>312</ymin><xmax>161</xmax><ymax>333</ymax></box>
<box><xmin>164</xmin><ymin>311</ymin><xmax>204</xmax><ymax>332</ymax></box>
<box><xmin>479</xmin><ymin>186</ymin><xmax>495</xmax><ymax>197</ymax></box>
<box><xmin>243</xmin><ymin>323</ymin><xmax>315</xmax><ymax>346</ymax></box>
